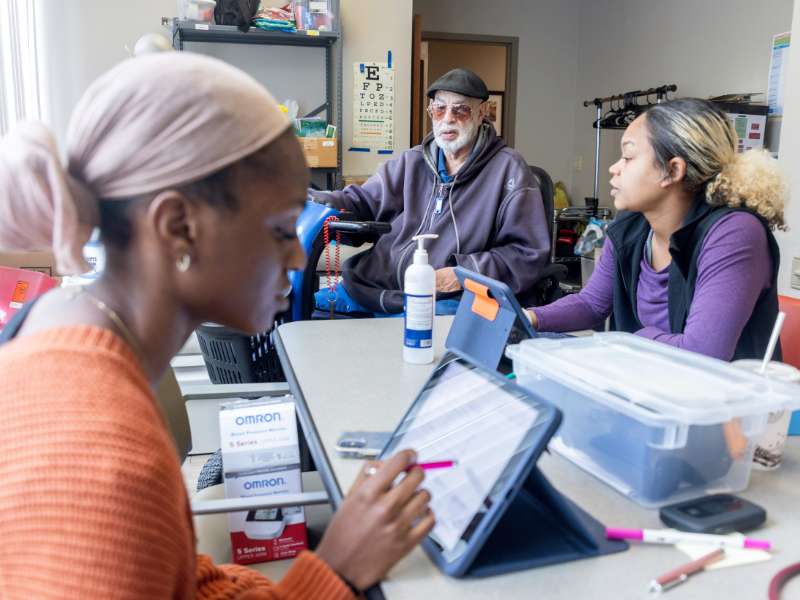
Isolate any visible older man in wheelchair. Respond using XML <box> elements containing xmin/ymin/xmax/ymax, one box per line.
<box><xmin>306</xmin><ymin>68</ymin><xmax>557</xmax><ymax>319</ymax></box>
<box><xmin>195</xmin><ymin>68</ymin><xmax>563</xmax><ymax>490</ymax></box>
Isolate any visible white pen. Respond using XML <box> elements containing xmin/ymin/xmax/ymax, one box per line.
<box><xmin>606</xmin><ymin>527</ymin><xmax>771</xmax><ymax>550</ymax></box>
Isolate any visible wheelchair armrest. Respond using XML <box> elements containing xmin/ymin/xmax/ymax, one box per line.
<box><xmin>524</xmin><ymin>262</ymin><xmax>569</xmax><ymax>307</ymax></box>
<box><xmin>535</xmin><ymin>262</ymin><xmax>568</xmax><ymax>283</ymax></box>
<box><xmin>327</xmin><ymin>221</ymin><xmax>391</xmax><ymax>235</ymax></box>
<box><xmin>327</xmin><ymin>220</ymin><xmax>391</xmax><ymax>246</ymax></box>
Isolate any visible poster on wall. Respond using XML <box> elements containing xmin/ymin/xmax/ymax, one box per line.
<box><xmin>767</xmin><ymin>32</ymin><xmax>790</xmax><ymax>116</ymax></box>
<box><xmin>352</xmin><ymin>62</ymin><xmax>395</xmax><ymax>152</ymax></box>
<box><xmin>487</xmin><ymin>91</ymin><xmax>504</xmax><ymax>137</ymax></box>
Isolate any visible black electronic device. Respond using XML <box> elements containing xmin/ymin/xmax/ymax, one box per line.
<box><xmin>659</xmin><ymin>494</ymin><xmax>767</xmax><ymax>534</ymax></box>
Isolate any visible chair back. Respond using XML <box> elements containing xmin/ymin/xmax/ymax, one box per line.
<box><xmin>778</xmin><ymin>295</ymin><xmax>800</xmax><ymax>435</ymax></box>
<box><xmin>529</xmin><ymin>165</ymin><xmax>555</xmax><ymax>242</ymax></box>
<box><xmin>779</xmin><ymin>295</ymin><xmax>800</xmax><ymax>369</ymax></box>
<box><xmin>154</xmin><ymin>368</ymin><xmax>192</xmax><ymax>461</ymax></box>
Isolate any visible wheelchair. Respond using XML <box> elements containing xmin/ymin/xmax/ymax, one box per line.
<box><xmin>197</xmin><ymin>164</ymin><xmax>565</xmax><ymax>384</ymax></box>
<box><xmin>195</xmin><ymin>201</ymin><xmax>389</xmax><ymax>385</ymax></box>
<box><xmin>194</xmin><ymin>170</ymin><xmax>565</xmax><ymax>487</ymax></box>
<box><xmin>289</xmin><ymin>201</ymin><xmax>390</xmax><ymax>321</ymax></box>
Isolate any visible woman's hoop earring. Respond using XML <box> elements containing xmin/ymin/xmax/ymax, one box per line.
<box><xmin>176</xmin><ymin>254</ymin><xmax>192</xmax><ymax>273</ymax></box>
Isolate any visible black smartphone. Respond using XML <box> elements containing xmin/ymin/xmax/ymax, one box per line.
<box><xmin>659</xmin><ymin>494</ymin><xmax>766</xmax><ymax>534</ymax></box>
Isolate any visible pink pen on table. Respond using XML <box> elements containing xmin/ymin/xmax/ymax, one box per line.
<box><xmin>606</xmin><ymin>527</ymin><xmax>772</xmax><ymax>551</ymax></box>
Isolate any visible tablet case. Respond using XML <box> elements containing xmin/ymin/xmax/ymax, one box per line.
<box><xmin>434</xmin><ymin>279</ymin><xmax>628</xmax><ymax>577</ymax></box>
<box><xmin>457</xmin><ymin>466</ymin><xmax>628</xmax><ymax>577</ymax></box>
<box><xmin>445</xmin><ymin>268</ymin><xmax>536</xmax><ymax>372</ymax></box>
<box><xmin>446</xmin><ymin>268</ymin><xmax>568</xmax><ymax>373</ymax></box>
<box><xmin>421</xmin><ymin>364</ymin><xmax>628</xmax><ymax>578</ymax></box>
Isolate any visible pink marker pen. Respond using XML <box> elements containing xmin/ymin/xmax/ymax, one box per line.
<box><xmin>605</xmin><ymin>527</ymin><xmax>771</xmax><ymax>551</ymax></box>
<box><xmin>409</xmin><ymin>460</ymin><xmax>458</xmax><ymax>472</ymax></box>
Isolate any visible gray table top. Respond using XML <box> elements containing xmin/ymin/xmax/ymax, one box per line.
<box><xmin>276</xmin><ymin>316</ymin><xmax>800</xmax><ymax>600</ymax></box>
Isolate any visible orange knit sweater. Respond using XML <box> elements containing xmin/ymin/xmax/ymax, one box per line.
<box><xmin>0</xmin><ymin>326</ymin><xmax>354</xmax><ymax>600</ymax></box>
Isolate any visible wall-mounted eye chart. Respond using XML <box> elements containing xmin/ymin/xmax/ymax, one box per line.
<box><xmin>352</xmin><ymin>60</ymin><xmax>395</xmax><ymax>153</ymax></box>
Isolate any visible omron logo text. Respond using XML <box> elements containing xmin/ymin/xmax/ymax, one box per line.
<box><xmin>235</xmin><ymin>413</ymin><xmax>282</xmax><ymax>426</ymax></box>
<box><xmin>244</xmin><ymin>477</ymin><xmax>287</xmax><ymax>490</ymax></box>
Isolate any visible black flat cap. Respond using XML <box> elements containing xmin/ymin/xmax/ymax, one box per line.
<box><xmin>426</xmin><ymin>68</ymin><xmax>489</xmax><ymax>101</ymax></box>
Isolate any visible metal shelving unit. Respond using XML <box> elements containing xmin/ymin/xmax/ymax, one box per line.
<box><xmin>552</xmin><ymin>205</ymin><xmax>613</xmax><ymax>293</ymax></box>
<box><xmin>169</xmin><ymin>14</ymin><xmax>343</xmax><ymax>189</ymax></box>
<box><xmin>551</xmin><ymin>206</ymin><xmax>613</xmax><ymax>263</ymax></box>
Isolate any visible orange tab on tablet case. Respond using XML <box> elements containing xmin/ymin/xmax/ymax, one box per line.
<box><xmin>463</xmin><ymin>278</ymin><xmax>500</xmax><ymax>321</ymax></box>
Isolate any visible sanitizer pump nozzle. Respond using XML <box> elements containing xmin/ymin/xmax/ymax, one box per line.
<box><xmin>412</xmin><ymin>234</ymin><xmax>437</xmax><ymax>264</ymax></box>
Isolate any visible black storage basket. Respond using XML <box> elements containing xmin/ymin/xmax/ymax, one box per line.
<box><xmin>196</xmin><ymin>321</ymin><xmax>286</xmax><ymax>384</ymax></box>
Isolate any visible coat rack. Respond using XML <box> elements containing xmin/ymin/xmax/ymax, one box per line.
<box><xmin>582</xmin><ymin>84</ymin><xmax>677</xmax><ymax>207</ymax></box>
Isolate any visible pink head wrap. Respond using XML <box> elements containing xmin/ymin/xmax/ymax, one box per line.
<box><xmin>0</xmin><ymin>52</ymin><xmax>290</xmax><ymax>274</ymax></box>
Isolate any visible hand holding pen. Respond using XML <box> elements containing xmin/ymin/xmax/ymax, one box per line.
<box><xmin>316</xmin><ymin>450</ymin><xmax>436</xmax><ymax>592</ymax></box>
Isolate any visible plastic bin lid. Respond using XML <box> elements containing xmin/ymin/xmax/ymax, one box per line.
<box><xmin>507</xmin><ymin>332</ymin><xmax>800</xmax><ymax>425</ymax></box>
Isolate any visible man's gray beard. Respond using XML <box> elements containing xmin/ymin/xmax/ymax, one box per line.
<box><xmin>433</xmin><ymin>119</ymin><xmax>479</xmax><ymax>155</ymax></box>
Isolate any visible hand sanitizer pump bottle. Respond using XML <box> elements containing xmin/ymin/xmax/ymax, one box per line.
<box><xmin>403</xmin><ymin>234</ymin><xmax>438</xmax><ymax>364</ymax></box>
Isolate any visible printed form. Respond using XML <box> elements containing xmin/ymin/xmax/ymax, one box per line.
<box><xmin>393</xmin><ymin>363</ymin><xmax>539</xmax><ymax>551</ymax></box>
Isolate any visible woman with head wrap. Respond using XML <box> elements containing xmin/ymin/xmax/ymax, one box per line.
<box><xmin>0</xmin><ymin>53</ymin><xmax>433</xmax><ymax>599</ymax></box>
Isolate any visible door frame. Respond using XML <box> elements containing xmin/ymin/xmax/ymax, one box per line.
<box><xmin>418</xmin><ymin>31</ymin><xmax>519</xmax><ymax>148</ymax></box>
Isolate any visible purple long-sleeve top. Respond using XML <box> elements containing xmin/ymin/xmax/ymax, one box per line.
<box><xmin>532</xmin><ymin>212</ymin><xmax>771</xmax><ymax>361</ymax></box>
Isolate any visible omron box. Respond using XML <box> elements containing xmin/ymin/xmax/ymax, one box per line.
<box><xmin>220</xmin><ymin>399</ymin><xmax>308</xmax><ymax>564</ymax></box>
<box><xmin>223</xmin><ymin>467</ymin><xmax>308</xmax><ymax>564</ymax></box>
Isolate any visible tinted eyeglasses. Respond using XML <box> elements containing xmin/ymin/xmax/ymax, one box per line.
<box><xmin>427</xmin><ymin>101</ymin><xmax>475</xmax><ymax>121</ymax></box>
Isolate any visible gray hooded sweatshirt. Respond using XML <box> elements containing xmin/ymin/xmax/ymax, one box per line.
<box><xmin>312</xmin><ymin>122</ymin><xmax>550</xmax><ymax>313</ymax></box>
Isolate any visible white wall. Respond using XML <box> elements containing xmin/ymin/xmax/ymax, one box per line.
<box><xmin>35</xmin><ymin>0</ymin><xmax>172</xmax><ymax>147</ymax></box>
<box><xmin>426</xmin><ymin>41</ymin><xmax>507</xmax><ymax>91</ymax></box>
<box><xmin>340</xmin><ymin>0</ymin><xmax>412</xmax><ymax>177</ymax></box>
<box><xmin>35</xmin><ymin>0</ymin><xmax>413</xmax><ymax>180</ymax></box>
<box><xmin>776</xmin><ymin>0</ymin><xmax>800</xmax><ymax>298</ymax></box>
<box><xmin>413</xmin><ymin>0</ymin><xmax>582</xmax><ymax>187</ymax></box>
<box><xmin>572</xmin><ymin>0</ymin><xmax>794</xmax><ymax>206</ymax></box>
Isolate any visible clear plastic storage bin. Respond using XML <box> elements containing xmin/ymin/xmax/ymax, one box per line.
<box><xmin>508</xmin><ymin>333</ymin><xmax>800</xmax><ymax>508</ymax></box>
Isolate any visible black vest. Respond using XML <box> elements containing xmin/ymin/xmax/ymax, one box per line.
<box><xmin>605</xmin><ymin>197</ymin><xmax>782</xmax><ymax>361</ymax></box>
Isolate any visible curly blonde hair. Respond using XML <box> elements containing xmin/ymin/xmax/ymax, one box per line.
<box><xmin>706</xmin><ymin>149</ymin><xmax>787</xmax><ymax>230</ymax></box>
<box><xmin>645</xmin><ymin>98</ymin><xmax>787</xmax><ymax>230</ymax></box>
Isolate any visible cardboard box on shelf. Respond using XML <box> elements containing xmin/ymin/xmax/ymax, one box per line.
<box><xmin>0</xmin><ymin>251</ymin><xmax>58</xmax><ymax>277</ymax></box>
<box><xmin>343</xmin><ymin>175</ymin><xmax>370</xmax><ymax>187</ymax></box>
<box><xmin>299</xmin><ymin>137</ymin><xmax>337</xmax><ymax>168</ymax></box>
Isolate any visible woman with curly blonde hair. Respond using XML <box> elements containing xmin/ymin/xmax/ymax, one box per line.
<box><xmin>528</xmin><ymin>98</ymin><xmax>786</xmax><ymax>361</ymax></box>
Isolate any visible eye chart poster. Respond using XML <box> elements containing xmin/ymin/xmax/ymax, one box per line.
<box><xmin>352</xmin><ymin>62</ymin><xmax>395</xmax><ymax>152</ymax></box>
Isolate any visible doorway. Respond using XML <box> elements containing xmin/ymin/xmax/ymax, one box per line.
<box><xmin>411</xmin><ymin>27</ymin><xmax>518</xmax><ymax>148</ymax></box>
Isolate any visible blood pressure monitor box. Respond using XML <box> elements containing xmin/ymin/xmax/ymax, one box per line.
<box><xmin>220</xmin><ymin>398</ymin><xmax>308</xmax><ymax>565</ymax></box>
<box><xmin>223</xmin><ymin>467</ymin><xmax>308</xmax><ymax>564</ymax></box>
